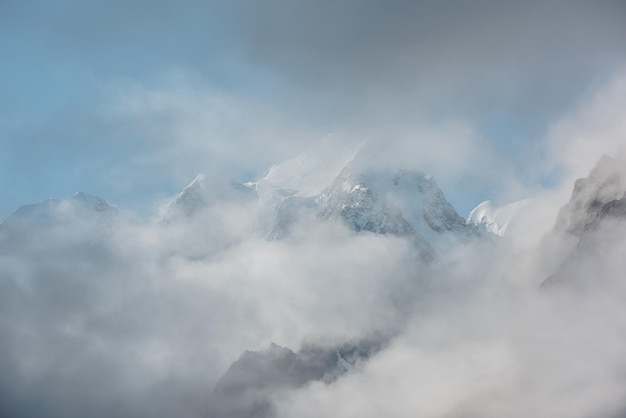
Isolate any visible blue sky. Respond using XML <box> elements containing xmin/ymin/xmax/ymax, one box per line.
<box><xmin>2</xmin><ymin>0</ymin><xmax>626</xmax><ymax>219</ymax></box>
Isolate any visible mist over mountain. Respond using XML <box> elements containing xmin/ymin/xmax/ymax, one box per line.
<box><xmin>2</xmin><ymin>1</ymin><xmax>626</xmax><ymax>416</ymax></box>
<box><xmin>3</xmin><ymin>138</ymin><xmax>626</xmax><ymax>417</ymax></box>
<box><xmin>542</xmin><ymin>155</ymin><xmax>626</xmax><ymax>290</ymax></box>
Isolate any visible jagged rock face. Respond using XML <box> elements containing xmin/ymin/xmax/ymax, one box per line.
<box><xmin>165</xmin><ymin>162</ymin><xmax>480</xmax><ymax>261</ymax></box>
<box><xmin>318</xmin><ymin>167</ymin><xmax>480</xmax><ymax>255</ymax></box>
<box><xmin>318</xmin><ymin>169</ymin><xmax>415</xmax><ymax>235</ymax></box>
<box><xmin>542</xmin><ymin>155</ymin><xmax>626</xmax><ymax>289</ymax></box>
<box><xmin>208</xmin><ymin>340</ymin><xmax>383</xmax><ymax>418</ymax></box>
<box><xmin>596</xmin><ymin>196</ymin><xmax>626</xmax><ymax>220</ymax></box>
<box><xmin>554</xmin><ymin>155</ymin><xmax>626</xmax><ymax>236</ymax></box>
<box><xmin>317</xmin><ymin>168</ymin><xmax>436</xmax><ymax>259</ymax></box>
<box><xmin>390</xmin><ymin>170</ymin><xmax>481</xmax><ymax>239</ymax></box>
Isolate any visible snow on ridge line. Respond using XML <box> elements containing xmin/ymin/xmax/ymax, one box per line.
<box><xmin>259</xmin><ymin>137</ymin><xmax>364</xmax><ymax>197</ymax></box>
<box><xmin>467</xmin><ymin>199</ymin><xmax>531</xmax><ymax>237</ymax></box>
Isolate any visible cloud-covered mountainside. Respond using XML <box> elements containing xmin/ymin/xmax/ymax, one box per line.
<box><xmin>3</xmin><ymin>146</ymin><xmax>626</xmax><ymax>418</ymax></box>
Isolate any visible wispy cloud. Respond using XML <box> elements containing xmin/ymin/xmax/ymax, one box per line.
<box><xmin>2</xmin><ymin>2</ymin><xmax>626</xmax><ymax>417</ymax></box>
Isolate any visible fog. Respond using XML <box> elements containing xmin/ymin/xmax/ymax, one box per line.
<box><xmin>3</xmin><ymin>1</ymin><xmax>626</xmax><ymax>417</ymax></box>
<box><xmin>4</xmin><ymin>96</ymin><xmax>626</xmax><ymax>417</ymax></box>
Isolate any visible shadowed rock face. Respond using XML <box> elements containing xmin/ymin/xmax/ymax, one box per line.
<box><xmin>554</xmin><ymin>155</ymin><xmax>626</xmax><ymax>237</ymax></box>
<box><xmin>543</xmin><ymin>155</ymin><xmax>626</xmax><ymax>289</ymax></box>
<box><xmin>541</xmin><ymin>215</ymin><xmax>626</xmax><ymax>290</ymax></box>
<box><xmin>207</xmin><ymin>339</ymin><xmax>385</xmax><ymax>418</ymax></box>
<box><xmin>585</xmin><ymin>196</ymin><xmax>626</xmax><ymax>231</ymax></box>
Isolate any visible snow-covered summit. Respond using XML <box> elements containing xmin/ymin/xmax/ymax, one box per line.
<box><xmin>318</xmin><ymin>168</ymin><xmax>411</xmax><ymax>235</ymax></box>
<box><xmin>165</xmin><ymin>139</ymin><xmax>481</xmax><ymax>258</ymax></box>
<box><xmin>317</xmin><ymin>166</ymin><xmax>480</xmax><ymax>254</ymax></box>
<box><xmin>366</xmin><ymin>169</ymin><xmax>481</xmax><ymax>243</ymax></box>
<box><xmin>317</xmin><ymin>167</ymin><xmax>434</xmax><ymax>258</ymax></box>
<box><xmin>467</xmin><ymin>199</ymin><xmax>531</xmax><ymax>237</ymax></box>
<box><xmin>255</xmin><ymin>137</ymin><xmax>363</xmax><ymax>198</ymax></box>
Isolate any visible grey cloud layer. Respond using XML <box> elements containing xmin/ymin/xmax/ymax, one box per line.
<box><xmin>219</xmin><ymin>0</ymin><xmax>626</xmax><ymax>122</ymax></box>
<box><xmin>2</xmin><ymin>2</ymin><xmax>626</xmax><ymax>417</ymax></box>
<box><xmin>0</xmin><ymin>204</ymin><xmax>428</xmax><ymax>417</ymax></box>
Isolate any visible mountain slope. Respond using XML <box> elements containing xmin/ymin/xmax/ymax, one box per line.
<box><xmin>554</xmin><ymin>155</ymin><xmax>626</xmax><ymax>236</ymax></box>
<box><xmin>1</xmin><ymin>191</ymin><xmax>116</xmax><ymax>231</ymax></box>
<box><xmin>165</xmin><ymin>147</ymin><xmax>481</xmax><ymax>260</ymax></box>
<box><xmin>208</xmin><ymin>340</ymin><xmax>384</xmax><ymax>418</ymax></box>
<box><xmin>318</xmin><ymin>167</ymin><xmax>480</xmax><ymax>254</ymax></box>
<box><xmin>317</xmin><ymin>167</ymin><xmax>435</xmax><ymax>258</ymax></box>
<box><xmin>542</xmin><ymin>155</ymin><xmax>626</xmax><ymax>288</ymax></box>
<box><xmin>164</xmin><ymin>174</ymin><xmax>257</xmax><ymax>222</ymax></box>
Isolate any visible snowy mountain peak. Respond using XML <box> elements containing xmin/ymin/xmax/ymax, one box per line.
<box><xmin>359</xmin><ymin>168</ymin><xmax>481</xmax><ymax>247</ymax></box>
<box><xmin>467</xmin><ymin>199</ymin><xmax>531</xmax><ymax>237</ymax></box>
<box><xmin>318</xmin><ymin>167</ymin><xmax>417</xmax><ymax>236</ymax></box>
<box><xmin>164</xmin><ymin>141</ymin><xmax>481</xmax><ymax>259</ymax></box>
<box><xmin>258</xmin><ymin>137</ymin><xmax>363</xmax><ymax>197</ymax></box>
<box><xmin>316</xmin><ymin>166</ymin><xmax>479</xmax><ymax>256</ymax></box>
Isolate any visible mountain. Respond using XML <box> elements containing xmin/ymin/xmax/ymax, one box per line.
<box><xmin>317</xmin><ymin>167</ymin><xmax>481</xmax><ymax>257</ymax></box>
<box><xmin>542</xmin><ymin>155</ymin><xmax>626</xmax><ymax>288</ymax></box>
<box><xmin>164</xmin><ymin>174</ymin><xmax>257</xmax><ymax>222</ymax></box>
<box><xmin>166</xmin><ymin>145</ymin><xmax>482</xmax><ymax>259</ymax></box>
<box><xmin>318</xmin><ymin>168</ymin><xmax>417</xmax><ymax>236</ymax></box>
<box><xmin>256</xmin><ymin>136</ymin><xmax>363</xmax><ymax>198</ymax></box>
<box><xmin>554</xmin><ymin>155</ymin><xmax>626</xmax><ymax>236</ymax></box>
<box><xmin>1</xmin><ymin>191</ymin><xmax>116</xmax><ymax>231</ymax></box>
<box><xmin>467</xmin><ymin>199</ymin><xmax>531</xmax><ymax>237</ymax></box>
<box><xmin>0</xmin><ymin>192</ymin><xmax>117</xmax><ymax>255</ymax></box>
<box><xmin>359</xmin><ymin>169</ymin><xmax>481</xmax><ymax>246</ymax></box>
<box><xmin>207</xmin><ymin>339</ymin><xmax>384</xmax><ymax>418</ymax></box>
<box><xmin>1</xmin><ymin>142</ymin><xmax>480</xmax><ymax>263</ymax></box>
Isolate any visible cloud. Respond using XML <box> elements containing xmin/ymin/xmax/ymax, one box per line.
<box><xmin>2</xmin><ymin>2</ymin><xmax>626</xmax><ymax>417</ymax></box>
<box><xmin>4</xmin><ymin>127</ymin><xmax>626</xmax><ymax>418</ymax></box>
<box><xmin>0</xmin><ymin>191</ymin><xmax>433</xmax><ymax>417</ymax></box>
<box><xmin>275</xmin><ymin>229</ymin><xmax>626</xmax><ymax>418</ymax></box>
<box><xmin>546</xmin><ymin>72</ymin><xmax>626</xmax><ymax>185</ymax></box>
<box><xmin>218</xmin><ymin>0</ymin><xmax>626</xmax><ymax>124</ymax></box>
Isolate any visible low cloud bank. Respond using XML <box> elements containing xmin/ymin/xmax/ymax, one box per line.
<box><xmin>2</xmin><ymin>72</ymin><xmax>626</xmax><ymax>418</ymax></box>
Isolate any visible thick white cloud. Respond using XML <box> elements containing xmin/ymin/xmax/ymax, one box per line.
<box><xmin>2</xmin><ymin>2</ymin><xmax>626</xmax><ymax>417</ymax></box>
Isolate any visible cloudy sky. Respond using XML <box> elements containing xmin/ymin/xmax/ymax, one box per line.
<box><xmin>4</xmin><ymin>2</ymin><xmax>626</xmax><ymax>418</ymax></box>
<box><xmin>2</xmin><ymin>0</ymin><xmax>626</xmax><ymax>218</ymax></box>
